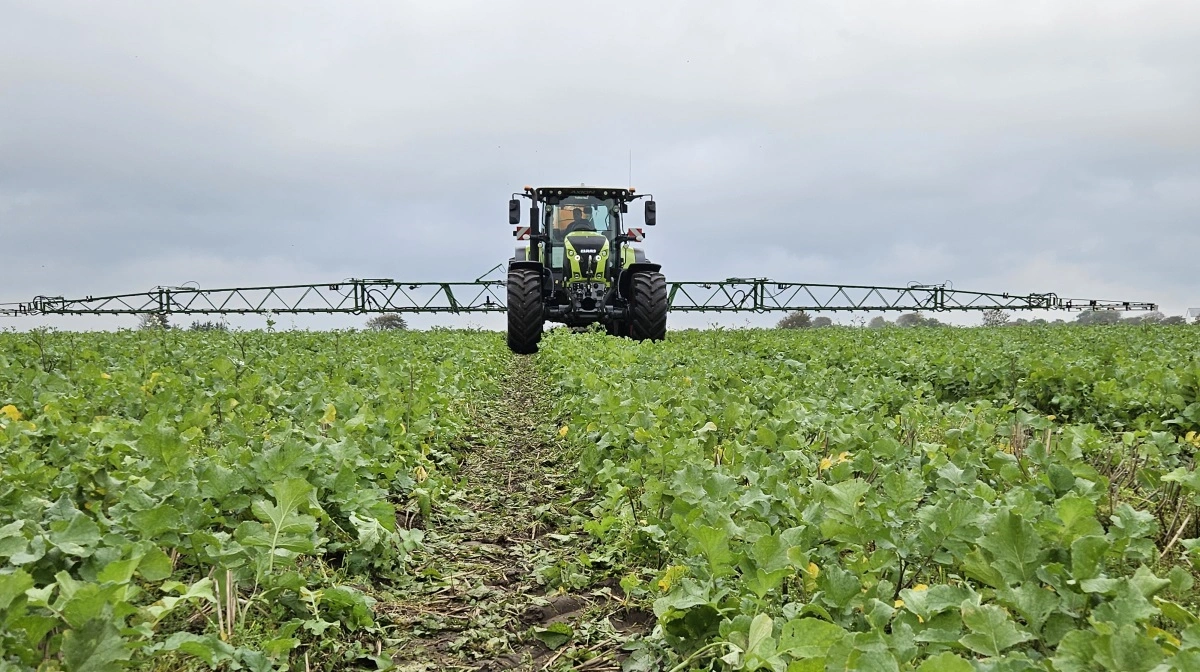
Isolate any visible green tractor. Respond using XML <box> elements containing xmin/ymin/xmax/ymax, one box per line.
<box><xmin>506</xmin><ymin>185</ymin><xmax>666</xmax><ymax>354</ymax></box>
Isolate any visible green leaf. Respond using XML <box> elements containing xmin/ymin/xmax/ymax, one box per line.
<box><xmin>130</xmin><ymin>505</ymin><xmax>181</xmax><ymax>538</ymax></box>
<box><xmin>1156</xmin><ymin>598</ymin><xmax>1199</xmax><ymax>627</ymax></box>
<box><xmin>1095</xmin><ymin>625</ymin><xmax>1166</xmax><ymax>671</ymax></box>
<box><xmin>160</xmin><ymin>632</ymin><xmax>237</xmax><ymax>666</ymax></box>
<box><xmin>818</xmin><ymin>564</ymin><xmax>861</xmax><ymax>609</ymax></box>
<box><xmin>532</xmin><ymin>622</ymin><xmax>573</xmax><ymax>650</ymax></box>
<box><xmin>958</xmin><ymin>600</ymin><xmax>1034</xmax><ymax>657</ymax></box>
<box><xmin>1169</xmin><ymin>566</ymin><xmax>1196</xmax><ymax>596</ymax></box>
<box><xmin>1056</xmin><ymin>493</ymin><xmax>1104</xmax><ymax>540</ymax></box>
<box><xmin>750</xmin><ymin>534</ymin><xmax>790</xmax><ymax>573</ymax></box>
<box><xmin>97</xmin><ymin>556</ymin><xmax>141</xmax><ymax>584</ymax></box>
<box><xmin>50</xmin><ymin>513</ymin><xmax>102</xmax><ymax>557</ymax></box>
<box><xmin>779</xmin><ymin>618</ymin><xmax>847</xmax><ymax>659</ymax></box>
<box><xmin>1129</xmin><ymin>566</ymin><xmax>1171</xmax><ymax>599</ymax></box>
<box><xmin>1070</xmin><ymin>535</ymin><xmax>1110</xmax><ymax>580</ymax></box>
<box><xmin>138</xmin><ymin>546</ymin><xmax>173</xmax><ymax>581</ymax></box>
<box><xmin>746</xmin><ymin>612</ymin><xmax>777</xmax><ymax>662</ymax></box>
<box><xmin>661</xmin><ymin>603</ymin><xmax>721</xmax><ymax>645</ymax></box>
<box><xmin>692</xmin><ymin>526</ymin><xmax>733</xmax><ymax>577</ymax></box>
<box><xmin>263</xmin><ymin>637</ymin><xmax>301</xmax><ymax>658</ymax></box>
<box><xmin>899</xmin><ymin>584</ymin><xmax>973</xmax><ymax>623</ymax></box>
<box><xmin>997</xmin><ymin>583</ymin><xmax>1059</xmax><ymax>633</ymax></box>
<box><xmin>0</xmin><ymin>520</ymin><xmax>26</xmax><ymax>557</ymax></box>
<box><xmin>915</xmin><ymin>652</ymin><xmax>973</xmax><ymax>672</ymax></box>
<box><xmin>1091</xmin><ymin>578</ymin><xmax>1159</xmax><ymax>626</ymax></box>
<box><xmin>61</xmin><ymin>619</ymin><xmax>131</xmax><ymax>672</ymax></box>
<box><xmin>0</xmin><ymin>569</ymin><xmax>34</xmax><ymax>610</ymax></box>
<box><xmin>61</xmin><ymin>583</ymin><xmax>123</xmax><ymax>630</ymax></box>
<box><xmin>978</xmin><ymin>510</ymin><xmax>1044</xmax><ymax>584</ymax></box>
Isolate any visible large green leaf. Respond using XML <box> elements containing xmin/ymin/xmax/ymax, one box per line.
<box><xmin>61</xmin><ymin>619</ymin><xmax>131</xmax><ymax>672</ymax></box>
<box><xmin>50</xmin><ymin>513</ymin><xmax>102</xmax><ymax>557</ymax></box>
<box><xmin>958</xmin><ymin>601</ymin><xmax>1034</xmax><ymax>657</ymax></box>
<box><xmin>0</xmin><ymin>569</ymin><xmax>33</xmax><ymax>610</ymax></box>
<box><xmin>780</xmin><ymin>618</ymin><xmax>846</xmax><ymax>659</ymax></box>
<box><xmin>691</xmin><ymin>525</ymin><xmax>733</xmax><ymax>577</ymax></box>
<box><xmin>978</xmin><ymin>511</ymin><xmax>1044</xmax><ymax>584</ymax></box>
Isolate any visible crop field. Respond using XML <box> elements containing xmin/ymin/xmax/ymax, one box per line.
<box><xmin>2</xmin><ymin>325</ymin><xmax>1200</xmax><ymax>671</ymax></box>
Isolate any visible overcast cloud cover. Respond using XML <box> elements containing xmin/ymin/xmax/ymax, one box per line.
<box><xmin>2</xmin><ymin>0</ymin><xmax>1198</xmax><ymax>330</ymax></box>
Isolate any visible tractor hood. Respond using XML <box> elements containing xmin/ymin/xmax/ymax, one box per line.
<box><xmin>563</xmin><ymin>232</ymin><xmax>609</xmax><ymax>281</ymax></box>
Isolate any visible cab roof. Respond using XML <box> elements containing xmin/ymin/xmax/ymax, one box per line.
<box><xmin>525</xmin><ymin>185</ymin><xmax>636</xmax><ymax>200</ymax></box>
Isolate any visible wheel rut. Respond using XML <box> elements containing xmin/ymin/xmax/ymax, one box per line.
<box><xmin>382</xmin><ymin>354</ymin><xmax>646</xmax><ymax>671</ymax></box>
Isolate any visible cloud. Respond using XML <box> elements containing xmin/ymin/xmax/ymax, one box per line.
<box><xmin>2</xmin><ymin>0</ymin><xmax>1197</xmax><ymax>330</ymax></box>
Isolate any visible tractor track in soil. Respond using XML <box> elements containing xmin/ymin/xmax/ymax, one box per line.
<box><xmin>381</xmin><ymin>354</ymin><xmax>650</xmax><ymax>671</ymax></box>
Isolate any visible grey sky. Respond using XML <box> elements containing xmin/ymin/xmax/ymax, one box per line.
<box><xmin>2</xmin><ymin>0</ymin><xmax>1198</xmax><ymax>330</ymax></box>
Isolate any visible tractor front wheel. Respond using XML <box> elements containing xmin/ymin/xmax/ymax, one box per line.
<box><xmin>628</xmin><ymin>271</ymin><xmax>667</xmax><ymax>342</ymax></box>
<box><xmin>507</xmin><ymin>268</ymin><xmax>544</xmax><ymax>354</ymax></box>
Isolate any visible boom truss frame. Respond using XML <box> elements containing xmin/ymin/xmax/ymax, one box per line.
<box><xmin>0</xmin><ymin>277</ymin><xmax>1156</xmax><ymax>317</ymax></box>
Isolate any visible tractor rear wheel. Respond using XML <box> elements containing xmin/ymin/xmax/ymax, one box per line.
<box><xmin>507</xmin><ymin>268</ymin><xmax>544</xmax><ymax>354</ymax></box>
<box><xmin>628</xmin><ymin>271</ymin><xmax>667</xmax><ymax>342</ymax></box>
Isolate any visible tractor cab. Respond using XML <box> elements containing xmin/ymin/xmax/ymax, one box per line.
<box><xmin>545</xmin><ymin>195</ymin><xmax>618</xmax><ymax>286</ymax></box>
<box><xmin>506</xmin><ymin>185</ymin><xmax>666</xmax><ymax>353</ymax></box>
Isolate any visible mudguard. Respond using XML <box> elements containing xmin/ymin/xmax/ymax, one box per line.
<box><xmin>618</xmin><ymin>261</ymin><xmax>663</xmax><ymax>298</ymax></box>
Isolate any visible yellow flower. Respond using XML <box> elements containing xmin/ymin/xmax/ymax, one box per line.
<box><xmin>0</xmin><ymin>405</ymin><xmax>21</xmax><ymax>422</ymax></box>
<box><xmin>1046</xmin><ymin>415</ymin><xmax>1056</xmax><ymax>421</ymax></box>
<box><xmin>414</xmin><ymin>465</ymin><xmax>428</xmax><ymax>483</ymax></box>
<box><xmin>320</xmin><ymin>403</ymin><xmax>337</xmax><ymax>426</ymax></box>
<box><xmin>894</xmin><ymin>599</ymin><xmax>904</xmax><ymax>609</ymax></box>
<box><xmin>912</xmin><ymin>584</ymin><xmax>928</xmax><ymax>592</ymax></box>
<box><xmin>558</xmin><ymin>425</ymin><xmax>569</xmax><ymax>438</ymax></box>
<box><xmin>836</xmin><ymin>451</ymin><xmax>851</xmax><ymax>464</ymax></box>
<box><xmin>100</xmin><ymin>372</ymin><xmax>111</xmax><ymax>380</ymax></box>
<box><xmin>805</xmin><ymin>563</ymin><xmax>820</xmax><ymax>578</ymax></box>
<box><xmin>658</xmin><ymin>565</ymin><xmax>687</xmax><ymax>592</ymax></box>
<box><xmin>819</xmin><ymin>457</ymin><xmax>833</xmax><ymax>471</ymax></box>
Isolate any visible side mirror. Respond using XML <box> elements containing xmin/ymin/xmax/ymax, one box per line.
<box><xmin>644</xmin><ymin>200</ymin><xmax>657</xmax><ymax>226</ymax></box>
<box><xmin>620</xmin><ymin>202</ymin><xmax>629</xmax><ymax>213</ymax></box>
<box><xmin>509</xmin><ymin>199</ymin><xmax>521</xmax><ymax>225</ymax></box>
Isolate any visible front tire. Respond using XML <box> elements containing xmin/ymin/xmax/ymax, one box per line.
<box><xmin>628</xmin><ymin>271</ymin><xmax>667</xmax><ymax>342</ymax></box>
<box><xmin>507</xmin><ymin>268</ymin><xmax>544</xmax><ymax>354</ymax></box>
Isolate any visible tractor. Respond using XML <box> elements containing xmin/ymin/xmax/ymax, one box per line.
<box><xmin>506</xmin><ymin>185</ymin><xmax>666</xmax><ymax>354</ymax></box>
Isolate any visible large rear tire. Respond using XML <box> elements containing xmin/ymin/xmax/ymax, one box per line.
<box><xmin>507</xmin><ymin>268</ymin><xmax>544</xmax><ymax>354</ymax></box>
<box><xmin>628</xmin><ymin>271</ymin><xmax>667</xmax><ymax>342</ymax></box>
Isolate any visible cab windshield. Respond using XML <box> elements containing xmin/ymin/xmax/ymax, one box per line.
<box><xmin>544</xmin><ymin>196</ymin><xmax>618</xmax><ymax>243</ymax></box>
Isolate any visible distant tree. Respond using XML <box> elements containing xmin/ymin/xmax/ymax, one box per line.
<box><xmin>1012</xmin><ymin>318</ymin><xmax>1030</xmax><ymax>326</ymax></box>
<box><xmin>1161</xmin><ymin>316</ymin><xmax>1186</xmax><ymax>325</ymax></box>
<box><xmin>896</xmin><ymin>312</ymin><xmax>944</xmax><ymax>328</ymax></box>
<box><xmin>812</xmin><ymin>316</ymin><xmax>834</xmax><ymax>328</ymax></box>
<box><xmin>895</xmin><ymin>313</ymin><xmax>921</xmax><ymax>328</ymax></box>
<box><xmin>138</xmin><ymin>313</ymin><xmax>170</xmax><ymax>330</ymax></box>
<box><xmin>1074</xmin><ymin>310</ymin><xmax>1121</xmax><ymax>326</ymax></box>
<box><xmin>982</xmin><ymin>309</ymin><xmax>1010</xmax><ymax>327</ymax></box>
<box><xmin>189</xmin><ymin>320</ymin><xmax>229</xmax><ymax>332</ymax></box>
<box><xmin>1030</xmin><ymin>318</ymin><xmax>1048</xmax><ymax>326</ymax></box>
<box><xmin>366</xmin><ymin>314</ymin><xmax>408</xmax><ymax>331</ymax></box>
<box><xmin>1139</xmin><ymin>311</ymin><xmax>1165</xmax><ymax>324</ymax></box>
<box><xmin>868</xmin><ymin>316</ymin><xmax>890</xmax><ymax>329</ymax></box>
<box><xmin>776</xmin><ymin>310</ymin><xmax>812</xmax><ymax>329</ymax></box>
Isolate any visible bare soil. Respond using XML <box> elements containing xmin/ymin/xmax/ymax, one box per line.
<box><xmin>381</xmin><ymin>355</ymin><xmax>649</xmax><ymax>671</ymax></box>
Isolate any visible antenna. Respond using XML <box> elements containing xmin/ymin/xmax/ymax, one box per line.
<box><xmin>628</xmin><ymin>149</ymin><xmax>632</xmax><ymax>187</ymax></box>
